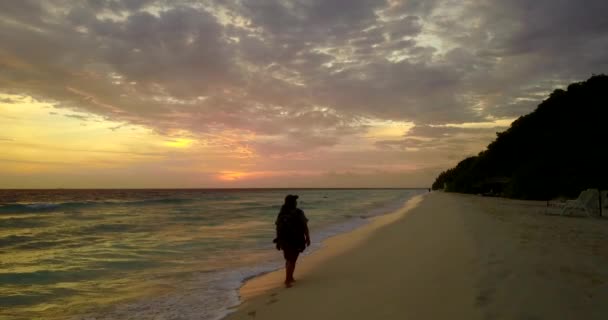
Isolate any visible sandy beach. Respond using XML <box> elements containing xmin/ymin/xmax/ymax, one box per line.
<box><xmin>225</xmin><ymin>192</ymin><xmax>608</xmax><ymax>320</ymax></box>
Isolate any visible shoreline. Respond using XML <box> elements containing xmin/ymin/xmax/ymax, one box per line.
<box><xmin>224</xmin><ymin>192</ymin><xmax>608</xmax><ymax>320</ymax></box>
<box><xmin>60</xmin><ymin>190</ymin><xmax>424</xmax><ymax>320</ymax></box>
<box><xmin>224</xmin><ymin>194</ymin><xmax>426</xmax><ymax>315</ymax></box>
<box><xmin>235</xmin><ymin>192</ymin><xmax>426</xmax><ymax>298</ymax></box>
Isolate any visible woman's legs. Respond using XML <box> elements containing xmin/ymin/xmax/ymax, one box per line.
<box><xmin>283</xmin><ymin>250</ymin><xmax>299</xmax><ymax>287</ymax></box>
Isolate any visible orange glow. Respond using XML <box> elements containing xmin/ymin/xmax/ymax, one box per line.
<box><xmin>216</xmin><ymin>170</ymin><xmax>287</xmax><ymax>182</ymax></box>
<box><xmin>215</xmin><ymin>170</ymin><xmax>320</xmax><ymax>183</ymax></box>
<box><xmin>217</xmin><ymin>171</ymin><xmax>250</xmax><ymax>181</ymax></box>
<box><xmin>162</xmin><ymin>138</ymin><xmax>194</xmax><ymax>148</ymax></box>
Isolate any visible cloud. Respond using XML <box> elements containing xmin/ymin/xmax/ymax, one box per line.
<box><xmin>0</xmin><ymin>97</ymin><xmax>19</xmax><ymax>104</ymax></box>
<box><xmin>64</xmin><ymin>114</ymin><xmax>93</xmax><ymax>121</ymax></box>
<box><xmin>0</xmin><ymin>0</ymin><xmax>607</xmax><ymax>174</ymax></box>
<box><xmin>373</xmin><ymin>123</ymin><xmax>508</xmax><ymax>167</ymax></box>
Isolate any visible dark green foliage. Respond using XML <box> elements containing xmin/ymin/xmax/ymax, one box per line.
<box><xmin>432</xmin><ymin>75</ymin><xmax>608</xmax><ymax>200</ymax></box>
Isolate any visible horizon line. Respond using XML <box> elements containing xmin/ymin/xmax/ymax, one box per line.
<box><xmin>0</xmin><ymin>187</ymin><xmax>429</xmax><ymax>191</ymax></box>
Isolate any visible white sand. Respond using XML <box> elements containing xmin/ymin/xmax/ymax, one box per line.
<box><xmin>225</xmin><ymin>192</ymin><xmax>608</xmax><ymax>320</ymax></box>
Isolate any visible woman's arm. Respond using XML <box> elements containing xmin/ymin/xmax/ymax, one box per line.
<box><xmin>304</xmin><ymin>224</ymin><xmax>311</xmax><ymax>247</ymax></box>
<box><xmin>299</xmin><ymin>209</ymin><xmax>311</xmax><ymax>247</ymax></box>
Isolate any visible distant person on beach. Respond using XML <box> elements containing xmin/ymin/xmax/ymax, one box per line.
<box><xmin>273</xmin><ymin>194</ymin><xmax>310</xmax><ymax>287</ymax></box>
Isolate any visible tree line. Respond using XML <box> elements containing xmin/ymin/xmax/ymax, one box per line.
<box><xmin>432</xmin><ymin>75</ymin><xmax>608</xmax><ymax>200</ymax></box>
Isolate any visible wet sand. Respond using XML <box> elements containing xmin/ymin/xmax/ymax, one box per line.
<box><xmin>224</xmin><ymin>192</ymin><xmax>608</xmax><ymax>320</ymax></box>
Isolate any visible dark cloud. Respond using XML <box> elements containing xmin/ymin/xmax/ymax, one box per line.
<box><xmin>426</xmin><ymin>0</ymin><xmax>608</xmax><ymax>117</ymax></box>
<box><xmin>406</xmin><ymin>125</ymin><xmax>507</xmax><ymax>139</ymax></box>
<box><xmin>64</xmin><ymin>114</ymin><xmax>92</xmax><ymax>121</ymax></box>
<box><xmin>374</xmin><ymin>124</ymin><xmax>507</xmax><ymax>165</ymax></box>
<box><xmin>0</xmin><ymin>97</ymin><xmax>19</xmax><ymax>104</ymax></box>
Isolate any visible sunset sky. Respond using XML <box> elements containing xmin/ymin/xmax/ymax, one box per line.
<box><xmin>1</xmin><ymin>0</ymin><xmax>607</xmax><ymax>188</ymax></box>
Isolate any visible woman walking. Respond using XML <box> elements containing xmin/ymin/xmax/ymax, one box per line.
<box><xmin>274</xmin><ymin>194</ymin><xmax>311</xmax><ymax>287</ymax></box>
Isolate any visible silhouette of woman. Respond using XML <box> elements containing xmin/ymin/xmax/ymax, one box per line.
<box><xmin>273</xmin><ymin>194</ymin><xmax>310</xmax><ymax>287</ymax></box>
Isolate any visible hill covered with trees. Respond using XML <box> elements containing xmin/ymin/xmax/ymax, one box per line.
<box><xmin>432</xmin><ymin>75</ymin><xmax>608</xmax><ymax>200</ymax></box>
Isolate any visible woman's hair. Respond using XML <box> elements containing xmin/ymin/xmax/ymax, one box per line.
<box><xmin>280</xmin><ymin>194</ymin><xmax>298</xmax><ymax>214</ymax></box>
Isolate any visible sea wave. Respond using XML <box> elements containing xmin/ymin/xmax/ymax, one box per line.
<box><xmin>72</xmin><ymin>263</ymin><xmax>281</xmax><ymax>320</ymax></box>
<box><xmin>71</xmin><ymin>192</ymin><xmax>421</xmax><ymax>320</ymax></box>
<box><xmin>0</xmin><ymin>198</ymin><xmax>194</xmax><ymax>214</ymax></box>
<box><xmin>0</xmin><ymin>189</ymin><xmax>425</xmax><ymax>320</ymax></box>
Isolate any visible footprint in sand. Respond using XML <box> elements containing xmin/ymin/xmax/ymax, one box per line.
<box><xmin>247</xmin><ymin>310</ymin><xmax>256</xmax><ymax>318</ymax></box>
<box><xmin>266</xmin><ymin>298</ymin><xmax>279</xmax><ymax>305</ymax></box>
<box><xmin>487</xmin><ymin>258</ymin><xmax>503</xmax><ymax>266</ymax></box>
<box><xmin>475</xmin><ymin>288</ymin><xmax>494</xmax><ymax>307</ymax></box>
<box><xmin>476</xmin><ymin>293</ymin><xmax>490</xmax><ymax>307</ymax></box>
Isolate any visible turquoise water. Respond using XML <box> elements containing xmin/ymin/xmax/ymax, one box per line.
<box><xmin>0</xmin><ymin>189</ymin><xmax>424</xmax><ymax>320</ymax></box>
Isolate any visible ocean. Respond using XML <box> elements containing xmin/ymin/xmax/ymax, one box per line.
<box><xmin>0</xmin><ymin>188</ymin><xmax>425</xmax><ymax>320</ymax></box>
